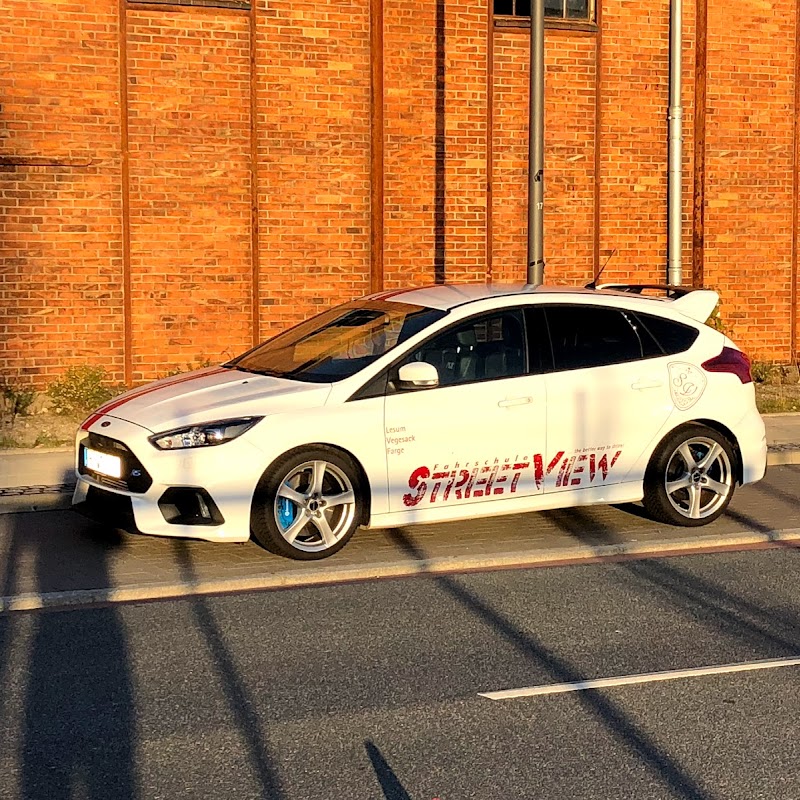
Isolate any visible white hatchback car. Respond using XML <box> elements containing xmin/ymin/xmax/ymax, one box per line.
<box><xmin>73</xmin><ymin>283</ymin><xmax>767</xmax><ymax>559</ymax></box>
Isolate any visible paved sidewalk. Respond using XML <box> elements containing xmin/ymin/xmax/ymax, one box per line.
<box><xmin>761</xmin><ymin>412</ymin><xmax>800</xmax><ymax>461</ymax></box>
<box><xmin>0</xmin><ymin>448</ymin><xmax>74</xmax><ymax>493</ymax></box>
<box><xmin>1</xmin><ymin>464</ymin><xmax>799</xmax><ymax>612</ymax></box>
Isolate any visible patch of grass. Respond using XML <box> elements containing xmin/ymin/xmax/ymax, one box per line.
<box><xmin>0</xmin><ymin>434</ymin><xmax>22</xmax><ymax>448</ymax></box>
<box><xmin>33</xmin><ymin>431</ymin><xmax>71</xmax><ymax>448</ymax></box>
<box><xmin>755</xmin><ymin>384</ymin><xmax>800</xmax><ymax>414</ymax></box>
<box><xmin>757</xmin><ymin>398</ymin><xmax>800</xmax><ymax>414</ymax></box>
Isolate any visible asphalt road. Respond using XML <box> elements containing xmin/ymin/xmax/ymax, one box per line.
<box><xmin>1</xmin><ymin>546</ymin><xmax>799</xmax><ymax>799</ymax></box>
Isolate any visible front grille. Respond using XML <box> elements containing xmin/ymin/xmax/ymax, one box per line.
<box><xmin>91</xmin><ymin>474</ymin><xmax>129</xmax><ymax>492</ymax></box>
<box><xmin>73</xmin><ymin>486</ymin><xmax>139</xmax><ymax>534</ymax></box>
<box><xmin>158</xmin><ymin>487</ymin><xmax>224</xmax><ymax>526</ymax></box>
<box><xmin>78</xmin><ymin>434</ymin><xmax>153</xmax><ymax>493</ymax></box>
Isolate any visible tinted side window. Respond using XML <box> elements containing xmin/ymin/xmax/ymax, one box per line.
<box><xmin>635</xmin><ymin>312</ymin><xmax>699</xmax><ymax>355</ymax></box>
<box><xmin>545</xmin><ymin>305</ymin><xmax>649</xmax><ymax>371</ymax></box>
<box><xmin>403</xmin><ymin>309</ymin><xmax>526</xmax><ymax>387</ymax></box>
<box><xmin>524</xmin><ymin>306</ymin><xmax>554</xmax><ymax>374</ymax></box>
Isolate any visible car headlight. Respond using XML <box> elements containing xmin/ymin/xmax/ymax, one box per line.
<box><xmin>149</xmin><ymin>417</ymin><xmax>263</xmax><ymax>450</ymax></box>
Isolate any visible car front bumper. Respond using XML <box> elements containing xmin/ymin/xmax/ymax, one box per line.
<box><xmin>71</xmin><ymin>415</ymin><xmax>266</xmax><ymax>543</ymax></box>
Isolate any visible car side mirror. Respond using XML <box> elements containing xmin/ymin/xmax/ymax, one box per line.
<box><xmin>397</xmin><ymin>362</ymin><xmax>439</xmax><ymax>390</ymax></box>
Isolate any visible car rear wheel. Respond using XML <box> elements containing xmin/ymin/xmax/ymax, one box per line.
<box><xmin>643</xmin><ymin>425</ymin><xmax>736</xmax><ymax>527</ymax></box>
<box><xmin>251</xmin><ymin>447</ymin><xmax>364</xmax><ymax>559</ymax></box>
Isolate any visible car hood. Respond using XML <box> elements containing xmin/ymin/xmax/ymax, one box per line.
<box><xmin>90</xmin><ymin>366</ymin><xmax>332</xmax><ymax>433</ymax></box>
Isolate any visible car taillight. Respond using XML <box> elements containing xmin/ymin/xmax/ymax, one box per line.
<box><xmin>701</xmin><ymin>347</ymin><xmax>753</xmax><ymax>384</ymax></box>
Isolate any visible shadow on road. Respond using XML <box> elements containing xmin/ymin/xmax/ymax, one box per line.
<box><xmin>388</xmin><ymin>526</ymin><xmax>718</xmax><ymax>800</ymax></box>
<box><xmin>18</xmin><ymin>516</ymin><xmax>137</xmax><ymax>800</ymax></box>
<box><xmin>171</xmin><ymin>539</ymin><xmax>285</xmax><ymax>799</ymax></box>
<box><xmin>365</xmin><ymin>740</ymin><xmax>413</xmax><ymax>800</ymax></box>
<box><xmin>545</xmin><ymin>507</ymin><xmax>800</xmax><ymax>656</ymax></box>
<box><xmin>0</xmin><ymin>513</ymin><xmax>23</xmax><ymax>725</ymax></box>
<box><xmin>750</xmin><ymin>465</ymin><xmax>800</xmax><ymax>522</ymax></box>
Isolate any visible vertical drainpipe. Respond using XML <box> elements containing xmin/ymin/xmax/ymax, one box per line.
<box><xmin>118</xmin><ymin>0</ymin><xmax>132</xmax><ymax>386</ymax></box>
<box><xmin>668</xmin><ymin>0</ymin><xmax>683</xmax><ymax>285</ymax></box>
<box><xmin>370</xmin><ymin>0</ymin><xmax>384</xmax><ymax>293</ymax></box>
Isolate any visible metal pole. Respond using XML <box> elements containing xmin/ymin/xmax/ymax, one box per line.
<box><xmin>667</xmin><ymin>0</ymin><xmax>683</xmax><ymax>285</ymax></box>
<box><xmin>527</xmin><ymin>0</ymin><xmax>545</xmax><ymax>285</ymax></box>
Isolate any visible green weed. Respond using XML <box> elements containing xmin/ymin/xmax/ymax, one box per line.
<box><xmin>47</xmin><ymin>365</ymin><xmax>118</xmax><ymax>416</ymax></box>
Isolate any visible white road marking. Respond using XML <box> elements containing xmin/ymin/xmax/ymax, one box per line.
<box><xmin>479</xmin><ymin>656</ymin><xmax>800</xmax><ymax>700</ymax></box>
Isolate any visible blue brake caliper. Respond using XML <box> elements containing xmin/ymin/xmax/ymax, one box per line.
<box><xmin>278</xmin><ymin>496</ymin><xmax>297</xmax><ymax>531</ymax></box>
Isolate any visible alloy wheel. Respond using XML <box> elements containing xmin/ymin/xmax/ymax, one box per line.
<box><xmin>273</xmin><ymin>459</ymin><xmax>357</xmax><ymax>553</ymax></box>
<box><xmin>664</xmin><ymin>436</ymin><xmax>733</xmax><ymax>520</ymax></box>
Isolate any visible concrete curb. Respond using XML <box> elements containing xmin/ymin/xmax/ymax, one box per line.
<box><xmin>0</xmin><ymin>448</ymin><xmax>74</xmax><ymax>490</ymax></box>
<box><xmin>0</xmin><ymin>446</ymin><xmax>72</xmax><ymax>455</ymax></box>
<box><xmin>764</xmin><ymin>449</ymin><xmax>800</xmax><ymax>466</ymax></box>
<box><xmin>3</xmin><ymin>526</ymin><xmax>800</xmax><ymax>613</ymax></box>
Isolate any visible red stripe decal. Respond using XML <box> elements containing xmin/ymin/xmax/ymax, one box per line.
<box><xmin>80</xmin><ymin>367</ymin><xmax>228</xmax><ymax>431</ymax></box>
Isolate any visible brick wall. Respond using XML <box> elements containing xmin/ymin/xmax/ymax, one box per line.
<box><xmin>598</xmin><ymin>0</ymin><xmax>670</xmax><ymax>285</ymax></box>
<box><xmin>491</xmin><ymin>27</ymin><xmax>597</xmax><ymax>284</ymax></box>
<box><xmin>384</xmin><ymin>0</ymin><xmax>440</xmax><ymax>287</ymax></box>
<box><xmin>126</xmin><ymin>9</ymin><xmax>253</xmax><ymax>381</ymax></box>
<box><xmin>440</xmin><ymin>4</ymin><xmax>489</xmax><ymax>284</ymax></box>
<box><xmin>254</xmin><ymin>0</ymin><xmax>372</xmax><ymax>339</ymax></box>
<box><xmin>0</xmin><ymin>0</ymin><xmax>124</xmax><ymax>385</ymax></box>
<box><xmin>1</xmin><ymin>0</ymin><xmax>799</xmax><ymax>388</ymax></box>
<box><xmin>384</xmin><ymin>0</ymin><xmax>489</xmax><ymax>288</ymax></box>
<box><xmin>703</xmin><ymin>0</ymin><xmax>797</xmax><ymax>359</ymax></box>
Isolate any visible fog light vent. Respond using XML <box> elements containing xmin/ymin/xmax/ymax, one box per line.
<box><xmin>158</xmin><ymin>487</ymin><xmax>224</xmax><ymax>526</ymax></box>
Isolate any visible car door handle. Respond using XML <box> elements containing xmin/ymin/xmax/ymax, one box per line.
<box><xmin>498</xmin><ymin>396</ymin><xmax>533</xmax><ymax>408</ymax></box>
<box><xmin>631</xmin><ymin>379</ymin><xmax>663</xmax><ymax>390</ymax></box>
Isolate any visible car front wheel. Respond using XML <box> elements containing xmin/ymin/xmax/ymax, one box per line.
<box><xmin>643</xmin><ymin>425</ymin><xmax>737</xmax><ymax>527</ymax></box>
<box><xmin>251</xmin><ymin>447</ymin><xmax>364</xmax><ymax>559</ymax></box>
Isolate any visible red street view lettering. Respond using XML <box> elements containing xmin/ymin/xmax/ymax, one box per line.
<box><xmin>402</xmin><ymin>448</ymin><xmax>623</xmax><ymax>507</ymax></box>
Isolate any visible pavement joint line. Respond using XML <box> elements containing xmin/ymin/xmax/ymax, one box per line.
<box><xmin>478</xmin><ymin>656</ymin><xmax>800</xmax><ymax>700</ymax></box>
<box><xmin>0</xmin><ymin>483</ymin><xmax>75</xmax><ymax>497</ymax></box>
<box><xmin>3</xmin><ymin>526</ymin><xmax>800</xmax><ymax>614</ymax></box>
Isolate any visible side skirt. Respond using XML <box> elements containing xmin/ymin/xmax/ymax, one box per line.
<box><xmin>366</xmin><ymin>482</ymin><xmax>644</xmax><ymax>529</ymax></box>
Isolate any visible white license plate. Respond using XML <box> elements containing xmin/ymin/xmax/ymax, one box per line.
<box><xmin>84</xmin><ymin>448</ymin><xmax>122</xmax><ymax>479</ymax></box>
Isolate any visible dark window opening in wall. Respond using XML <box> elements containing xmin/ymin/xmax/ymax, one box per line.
<box><xmin>493</xmin><ymin>0</ymin><xmax>593</xmax><ymax>23</ymax></box>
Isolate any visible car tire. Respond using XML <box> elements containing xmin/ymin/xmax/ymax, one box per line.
<box><xmin>251</xmin><ymin>446</ymin><xmax>365</xmax><ymax>560</ymax></box>
<box><xmin>643</xmin><ymin>424</ymin><xmax>737</xmax><ymax>527</ymax></box>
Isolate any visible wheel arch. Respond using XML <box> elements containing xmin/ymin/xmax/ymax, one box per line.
<box><xmin>693</xmin><ymin>418</ymin><xmax>743</xmax><ymax>484</ymax></box>
<box><xmin>256</xmin><ymin>441</ymin><xmax>373</xmax><ymax>525</ymax></box>
<box><xmin>648</xmin><ymin>419</ymin><xmax>743</xmax><ymax>484</ymax></box>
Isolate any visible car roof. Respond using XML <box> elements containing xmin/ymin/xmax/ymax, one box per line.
<box><xmin>366</xmin><ymin>283</ymin><xmax>671</xmax><ymax>312</ymax></box>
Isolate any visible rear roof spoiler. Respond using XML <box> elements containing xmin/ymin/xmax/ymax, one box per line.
<box><xmin>595</xmin><ymin>283</ymin><xmax>719</xmax><ymax>323</ymax></box>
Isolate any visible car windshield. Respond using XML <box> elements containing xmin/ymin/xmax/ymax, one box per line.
<box><xmin>226</xmin><ymin>299</ymin><xmax>447</xmax><ymax>383</ymax></box>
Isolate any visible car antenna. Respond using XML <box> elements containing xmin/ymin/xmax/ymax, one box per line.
<box><xmin>585</xmin><ymin>248</ymin><xmax>617</xmax><ymax>290</ymax></box>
